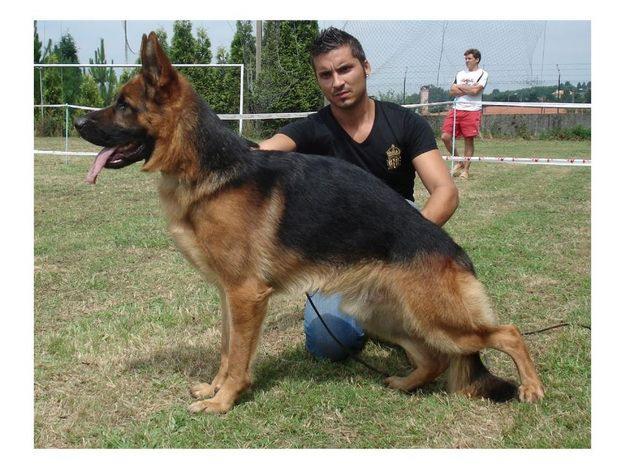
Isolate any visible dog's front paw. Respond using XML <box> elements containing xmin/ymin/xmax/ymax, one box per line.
<box><xmin>190</xmin><ymin>382</ymin><xmax>218</xmax><ymax>399</ymax></box>
<box><xmin>518</xmin><ymin>382</ymin><xmax>545</xmax><ymax>403</ymax></box>
<box><xmin>188</xmin><ymin>397</ymin><xmax>233</xmax><ymax>414</ymax></box>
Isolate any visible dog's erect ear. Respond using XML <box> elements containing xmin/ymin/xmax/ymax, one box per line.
<box><xmin>140</xmin><ymin>31</ymin><xmax>175</xmax><ymax>89</ymax></box>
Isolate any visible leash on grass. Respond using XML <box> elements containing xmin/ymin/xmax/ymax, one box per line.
<box><xmin>521</xmin><ymin>322</ymin><xmax>591</xmax><ymax>336</ymax></box>
<box><xmin>306</xmin><ymin>292</ymin><xmax>590</xmax><ymax>378</ymax></box>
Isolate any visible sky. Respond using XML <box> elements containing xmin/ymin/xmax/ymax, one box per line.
<box><xmin>35</xmin><ymin>20</ymin><xmax>591</xmax><ymax>94</ymax></box>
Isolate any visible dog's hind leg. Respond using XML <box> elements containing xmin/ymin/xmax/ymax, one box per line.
<box><xmin>430</xmin><ymin>272</ymin><xmax>544</xmax><ymax>403</ymax></box>
<box><xmin>444</xmin><ymin>325</ymin><xmax>544</xmax><ymax>403</ymax></box>
<box><xmin>384</xmin><ymin>337</ymin><xmax>449</xmax><ymax>392</ymax></box>
<box><xmin>190</xmin><ymin>285</ymin><xmax>230</xmax><ymax>400</ymax></box>
<box><xmin>398</xmin><ymin>263</ymin><xmax>543</xmax><ymax>402</ymax></box>
<box><xmin>449</xmin><ymin>276</ymin><xmax>543</xmax><ymax>402</ymax></box>
<box><xmin>189</xmin><ymin>278</ymin><xmax>272</xmax><ymax>414</ymax></box>
<box><xmin>481</xmin><ymin>325</ymin><xmax>544</xmax><ymax>402</ymax></box>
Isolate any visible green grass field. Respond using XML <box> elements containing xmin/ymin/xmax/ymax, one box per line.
<box><xmin>34</xmin><ymin>137</ymin><xmax>590</xmax><ymax>448</ymax></box>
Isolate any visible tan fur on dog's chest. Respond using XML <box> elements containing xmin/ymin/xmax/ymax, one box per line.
<box><xmin>157</xmin><ymin>175</ymin><xmax>284</xmax><ymax>286</ymax></box>
<box><xmin>158</xmin><ymin>176</ymin><xmax>219</xmax><ymax>282</ymax></box>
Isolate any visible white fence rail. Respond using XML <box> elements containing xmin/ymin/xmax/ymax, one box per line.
<box><xmin>34</xmin><ymin>100</ymin><xmax>591</xmax><ymax>167</ymax></box>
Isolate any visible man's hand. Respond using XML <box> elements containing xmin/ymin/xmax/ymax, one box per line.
<box><xmin>450</xmin><ymin>84</ymin><xmax>465</xmax><ymax>97</ymax></box>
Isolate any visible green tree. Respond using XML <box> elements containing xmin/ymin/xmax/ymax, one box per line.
<box><xmin>36</xmin><ymin>53</ymin><xmax>65</xmax><ymax>136</ymax></box>
<box><xmin>42</xmin><ymin>54</ymin><xmax>63</xmax><ymax>107</ymax></box>
<box><xmin>216</xmin><ymin>46</ymin><xmax>229</xmax><ymax>64</ymax></box>
<box><xmin>253</xmin><ymin>20</ymin><xmax>322</xmax><ymax>135</ymax></box>
<box><xmin>230</xmin><ymin>20</ymin><xmax>255</xmax><ymax>111</ymax></box>
<box><xmin>89</xmin><ymin>39</ymin><xmax>118</xmax><ymax>105</ymax></box>
<box><xmin>208</xmin><ymin>46</ymin><xmax>239</xmax><ymax>115</ymax></box>
<box><xmin>584</xmin><ymin>82</ymin><xmax>591</xmax><ymax>103</ymax></box>
<box><xmin>170</xmin><ymin>21</ymin><xmax>209</xmax><ymax>106</ymax></box>
<box><xmin>423</xmin><ymin>85</ymin><xmax>449</xmax><ymax>104</ymax></box>
<box><xmin>79</xmin><ymin>74</ymin><xmax>104</xmax><ymax>108</ymax></box>
<box><xmin>34</xmin><ymin>21</ymin><xmax>42</xmax><ymax>63</ymax></box>
<box><xmin>483</xmin><ymin>86</ymin><xmax>561</xmax><ymax>103</ymax></box>
<box><xmin>168</xmin><ymin>21</ymin><xmax>240</xmax><ymax>116</ymax></box>
<box><xmin>33</xmin><ymin>21</ymin><xmax>53</xmax><ymax>106</ymax></box>
<box><xmin>53</xmin><ymin>33</ymin><xmax>83</xmax><ymax>104</ymax></box>
<box><xmin>170</xmin><ymin>20</ymin><xmax>197</xmax><ymax>65</ymax></box>
<box><xmin>34</xmin><ymin>24</ymin><xmax>64</xmax><ymax>136</ymax></box>
<box><xmin>34</xmin><ymin>21</ymin><xmax>43</xmax><ymax>107</ymax></box>
<box><xmin>195</xmin><ymin>27</ymin><xmax>213</xmax><ymax>64</ymax></box>
<box><xmin>209</xmin><ymin>46</ymin><xmax>240</xmax><ymax>115</ymax></box>
<box><xmin>190</xmin><ymin>26</ymin><xmax>214</xmax><ymax>107</ymax></box>
<box><xmin>377</xmin><ymin>89</ymin><xmax>403</xmax><ymax>104</ymax></box>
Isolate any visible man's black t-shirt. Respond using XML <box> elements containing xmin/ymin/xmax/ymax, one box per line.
<box><xmin>278</xmin><ymin>100</ymin><xmax>438</xmax><ymax>201</ymax></box>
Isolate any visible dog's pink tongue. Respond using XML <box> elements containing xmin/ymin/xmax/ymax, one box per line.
<box><xmin>85</xmin><ymin>147</ymin><xmax>115</xmax><ymax>184</ymax></box>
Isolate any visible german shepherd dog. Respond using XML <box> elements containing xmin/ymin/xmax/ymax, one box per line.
<box><xmin>75</xmin><ymin>32</ymin><xmax>544</xmax><ymax>414</ymax></box>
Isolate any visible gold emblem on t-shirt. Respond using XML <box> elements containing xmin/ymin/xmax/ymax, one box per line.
<box><xmin>386</xmin><ymin>144</ymin><xmax>401</xmax><ymax>170</ymax></box>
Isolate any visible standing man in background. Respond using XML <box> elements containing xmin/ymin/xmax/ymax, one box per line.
<box><xmin>441</xmin><ymin>49</ymin><xmax>488</xmax><ymax>179</ymax></box>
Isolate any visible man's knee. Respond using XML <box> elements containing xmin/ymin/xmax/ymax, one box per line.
<box><xmin>304</xmin><ymin>293</ymin><xmax>367</xmax><ymax>361</ymax></box>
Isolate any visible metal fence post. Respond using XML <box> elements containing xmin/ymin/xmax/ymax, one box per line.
<box><xmin>239</xmin><ymin>64</ymin><xmax>244</xmax><ymax>135</ymax></box>
<box><xmin>39</xmin><ymin>66</ymin><xmax>44</xmax><ymax>121</ymax></box>
<box><xmin>65</xmin><ymin>104</ymin><xmax>69</xmax><ymax>164</ymax></box>
<box><xmin>451</xmin><ymin>99</ymin><xmax>457</xmax><ymax>172</ymax></box>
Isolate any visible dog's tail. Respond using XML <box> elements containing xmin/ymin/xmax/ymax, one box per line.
<box><xmin>447</xmin><ymin>352</ymin><xmax>517</xmax><ymax>402</ymax></box>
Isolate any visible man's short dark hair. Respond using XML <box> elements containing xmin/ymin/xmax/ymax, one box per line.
<box><xmin>310</xmin><ymin>27</ymin><xmax>367</xmax><ymax>67</ymax></box>
<box><xmin>464</xmin><ymin>48</ymin><xmax>481</xmax><ymax>63</ymax></box>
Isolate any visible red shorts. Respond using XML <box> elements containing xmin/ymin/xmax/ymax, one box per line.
<box><xmin>441</xmin><ymin>109</ymin><xmax>482</xmax><ymax>138</ymax></box>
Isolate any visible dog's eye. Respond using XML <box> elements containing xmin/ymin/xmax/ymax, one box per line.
<box><xmin>116</xmin><ymin>98</ymin><xmax>134</xmax><ymax>113</ymax></box>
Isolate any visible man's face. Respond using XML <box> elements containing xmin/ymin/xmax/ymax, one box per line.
<box><xmin>312</xmin><ymin>45</ymin><xmax>371</xmax><ymax>109</ymax></box>
<box><xmin>465</xmin><ymin>53</ymin><xmax>479</xmax><ymax>71</ymax></box>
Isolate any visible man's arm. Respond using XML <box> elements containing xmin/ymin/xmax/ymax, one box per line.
<box><xmin>258</xmin><ymin>133</ymin><xmax>298</xmax><ymax>152</ymax></box>
<box><xmin>455</xmin><ymin>84</ymin><xmax>484</xmax><ymax>96</ymax></box>
<box><xmin>450</xmin><ymin>83</ymin><xmax>465</xmax><ymax>97</ymax></box>
<box><xmin>412</xmin><ymin>149</ymin><xmax>459</xmax><ymax>226</ymax></box>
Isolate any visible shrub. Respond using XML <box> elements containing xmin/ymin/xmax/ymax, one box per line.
<box><xmin>540</xmin><ymin>125</ymin><xmax>591</xmax><ymax>141</ymax></box>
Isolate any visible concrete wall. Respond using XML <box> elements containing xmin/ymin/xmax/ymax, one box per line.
<box><xmin>421</xmin><ymin>112</ymin><xmax>590</xmax><ymax>138</ymax></box>
<box><xmin>481</xmin><ymin>113</ymin><xmax>591</xmax><ymax>138</ymax></box>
